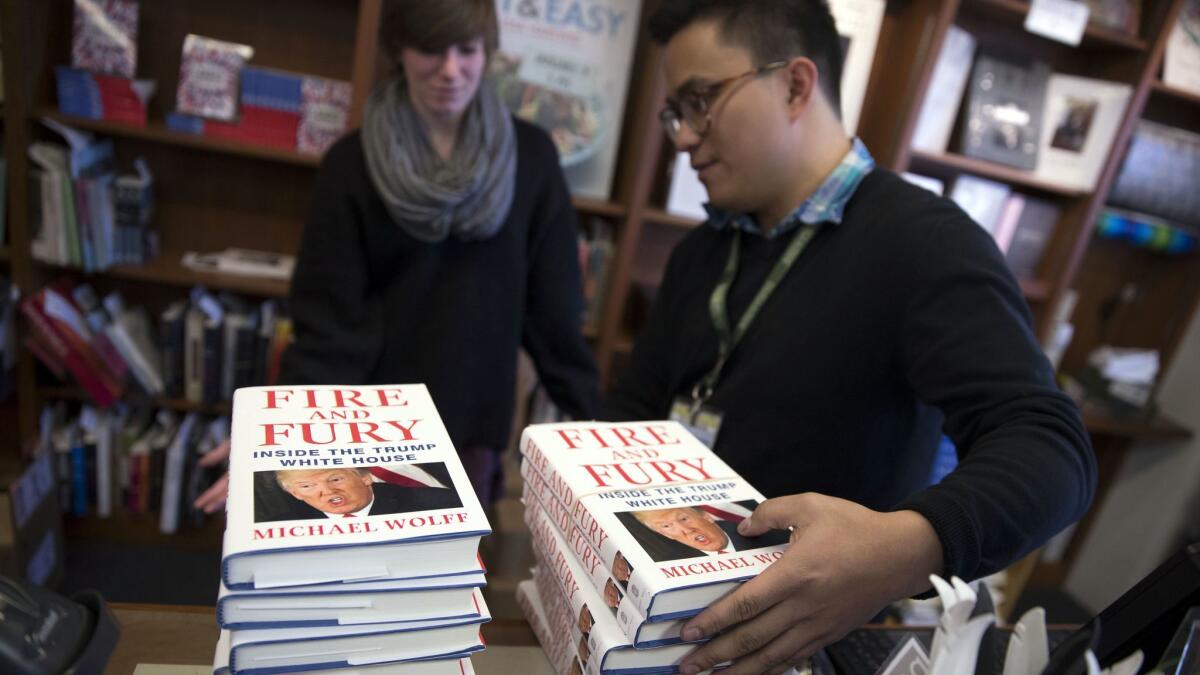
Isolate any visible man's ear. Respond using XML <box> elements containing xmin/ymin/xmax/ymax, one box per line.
<box><xmin>786</xmin><ymin>57</ymin><xmax>820</xmax><ymax>120</ymax></box>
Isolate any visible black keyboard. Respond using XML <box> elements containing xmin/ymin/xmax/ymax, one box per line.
<box><xmin>824</xmin><ymin>626</ymin><xmax>1073</xmax><ymax>675</ymax></box>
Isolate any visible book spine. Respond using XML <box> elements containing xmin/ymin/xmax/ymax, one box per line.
<box><xmin>71</xmin><ymin>441</ymin><xmax>89</xmax><ymax>517</ymax></box>
<box><xmin>20</xmin><ymin>297</ymin><xmax>117</xmax><ymax>406</ymax></box>
<box><xmin>96</xmin><ymin>416</ymin><xmax>113</xmax><ymax>517</ymax></box>
<box><xmin>523</xmin><ymin>471</ymin><xmax>657</xmax><ymax>645</ymax></box>
<box><xmin>533</xmin><ymin>565</ymin><xmax>592</xmax><ymax>675</ymax></box>
<box><xmin>528</xmin><ymin>502</ymin><xmax>630</xmax><ymax>674</ymax></box>
<box><xmin>516</xmin><ymin>581</ymin><xmax>575</xmax><ymax>675</ymax></box>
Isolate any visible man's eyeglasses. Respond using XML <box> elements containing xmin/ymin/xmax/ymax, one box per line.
<box><xmin>659</xmin><ymin>60</ymin><xmax>791</xmax><ymax>141</ymax></box>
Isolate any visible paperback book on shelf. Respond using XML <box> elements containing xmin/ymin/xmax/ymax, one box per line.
<box><xmin>520</xmin><ymin>422</ymin><xmax>789</xmax><ymax>624</ymax></box>
<box><xmin>222</xmin><ymin>384</ymin><xmax>491</xmax><ymax>590</ymax></box>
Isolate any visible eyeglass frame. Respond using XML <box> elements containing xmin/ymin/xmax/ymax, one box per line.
<box><xmin>659</xmin><ymin>59</ymin><xmax>793</xmax><ymax>141</ymax></box>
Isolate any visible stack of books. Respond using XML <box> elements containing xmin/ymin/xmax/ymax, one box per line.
<box><xmin>516</xmin><ymin>421</ymin><xmax>790</xmax><ymax>673</ymax></box>
<box><xmin>212</xmin><ymin>384</ymin><xmax>493</xmax><ymax>674</ymax></box>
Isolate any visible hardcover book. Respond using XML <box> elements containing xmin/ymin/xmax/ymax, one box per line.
<box><xmin>221</xmin><ymin>588</ymin><xmax>489</xmax><ymax>674</ymax></box>
<box><xmin>528</xmin><ymin>505</ymin><xmax>697</xmax><ymax>674</ymax></box>
<box><xmin>213</xmin><ymin>634</ymin><xmax>479</xmax><ymax>675</ymax></box>
<box><xmin>911</xmin><ymin>25</ymin><xmax>976</xmax><ymax>154</ymax></box>
<box><xmin>176</xmin><ymin>34</ymin><xmax>254</xmax><ymax>121</ymax></box>
<box><xmin>217</xmin><ymin>558</ymin><xmax>487</xmax><ymax>629</ymax></box>
<box><xmin>71</xmin><ymin>0</ymin><xmax>139</xmax><ymax>78</ymax></box>
<box><xmin>492</xmin><ymin>0</ymin><xmax>641</xmax><ymax>200</ymax></box>
<box><xmin>519</xmin><ymin>422</ymin><xmax>789</xmax><ymax>624</ymax></box>
<box><xmin>517</xmin><ymin>578</ymin><xmax>576</xmax><ymax>675</ymax></box>
<box><xmin>958</xmin><ymin>53</ymin><xmax>1049</xmax><ymax>170</ymax></box>
<box><xmin>1033</xmin><ymin>74</ymin><xmax>1131</xmax><ymax>191</ymax></box>
<box><xmin>222</xmin><ymin>385</ymin><xmax>491</xmax><ymax>590</ymax></box>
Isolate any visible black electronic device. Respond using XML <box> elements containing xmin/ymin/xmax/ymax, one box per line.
<box><xmin>0</xmin><ymin>574</ymin><xmax>119</xmax><ymax>675</ymax></box>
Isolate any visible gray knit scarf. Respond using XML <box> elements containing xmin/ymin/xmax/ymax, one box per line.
<box><xmin>361</xmin><ymin>78</ymin><xmax>517</xmax><ymax>243</ymax></box>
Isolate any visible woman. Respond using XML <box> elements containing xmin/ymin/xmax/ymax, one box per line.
<box><xmin>196</xmin><ymin>0</ymin><xmax>598</xmax><ymax>510</ymax></box>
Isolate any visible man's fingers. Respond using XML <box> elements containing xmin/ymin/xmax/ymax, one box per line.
<box><xmin>199</xmin><ymin>440</ymin><xmax>231</xmax><ymax>467</ymax></box>
<box><xmin>738</xmin><ymin>494</ymin><xmax>818</xmax><ymax>537</ymax></box>
<box><xmin>680</xmin><ymin>587</ymin><xmax>807</xmax><ymax>673</ymax></box>
<box><xmin>683</xmin><ymin>610</ymin><xmax>818</xmax><ymax>675</ymax></box>
<box><xmin>681</xmin><ymin>557</ymin><xmax>798</xmax><ymax>642</ymax></box>
<box><xmin>194</xmin><ymin>473</ymin><xmax>230</xmax><ymax>513</ymax></box>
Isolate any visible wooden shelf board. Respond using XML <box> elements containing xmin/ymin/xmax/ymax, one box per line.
<box><xmin>64</xmin><ymin>511</ymin><xmax>224</xmax><ymax>549</ymax></box>
<box><xmin>969</xmin><ymin>0</ymin><xmax>1149</xmax><ymax>51</ymax></box>
<box><xmin>1151</xmin><ymin>81</ymin><xmax>1200</xmax><ymax>108</ymax></box>
<box><xmin>644</xmin><ymin>208</ymin><xmax>702</xmax><ymax>230</ymax></box>
<box><xmin>1082</xmin><ymin>410</ymin><xmax>1193</xmax><ymax>441</ymax></box>
<box><xmin>38</xmin><ymin>110</ymin><xmax>323</xmax><ymax>168</ymax></box>
<box><xmin>36</xmin><ymin>251</ymin><xmax>290</xmax><ymax>298</ymax></box>
<box><xmin>909</xmin><ymin>150</ymin><xmax>1088</xmax><ymax>197</ymax></box>
<box><xmin>39</xmin><ymin>385</ymin><xmax>232</xmax><ymax>416</ymax></box>
<box><xmin>572</xmin><ymin>197</ymin><xmax>627</xmax><ymax>220</ymax></box>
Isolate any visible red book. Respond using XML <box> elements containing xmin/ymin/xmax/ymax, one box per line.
<box><xmin>21</xmin><ymin>291</ymin><xmax>119</xmax><ymax>407</ymax></box>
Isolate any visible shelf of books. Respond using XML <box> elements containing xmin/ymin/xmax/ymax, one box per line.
<box><xmin>37</xmin><ymin>250</ymin><xmax>291</xmax><ymax>299</ymax></box>
<box><xmin>967</xmin><ymin>0</ymin><xmax>1151</xmax><ymax>51</ymax></box>
<box><xmin>39</xmin><ymin>110</ymin><xmax>326</xmax><ymax>169</ymax></box>
<box><xmin>39</xmin><ymin>386</ymin><xmax>232</xmax><ymax>416</ymax></box>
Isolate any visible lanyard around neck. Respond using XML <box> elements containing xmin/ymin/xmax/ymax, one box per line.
<box><xmin>692</xmin><ymin>224</ymin><xmax>820</xmax><ymax>404</ymax></box>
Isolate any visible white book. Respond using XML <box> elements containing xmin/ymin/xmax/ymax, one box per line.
<box><xmin>222</xmin><ymin>385</ymin><xmax>490</xmax><ymax>590</ymax></box>
<box><xmin>1164</xmin><ymin>1</ymin><xmax>1200</xmax><ymax>97</ymax></box>
<box><xmin>911</xmin><ymin>26</ymin><xmax>977</xmax><ymax>153</ymax></box>
<box><xmin>213</xmin><ymin>632</ymin><xmax>476</xmax><ymax>675</ymax></box>
<box><xmin>222</xmin><ymin>589</ymin><xmax>488</xmax><ymax>674</ymax></box>
<box><xmin>830</xmin><ymin>0</ymin><xmax>887</xmax><ymax>134</ymax></box>
<box><xmin>523</xmin><ymin>465</ymin><xmax>685</xmax><ymax>648</ymax></box>
<box><xmin>217</xmin><ymin>561</ymin><xmax>486</xmax><ymax>629</ymax></box>
<box><xmin>516</xmin><ymin>578</ymin><xmax>576</xmax><ymax>675</ymax></box>
<box><xmin>104</xmin><ymin>308</ymin><xmax>165</xmax><ymax>395</ymax></box>
<box><xmin>949</xmin><ymin>175</ymin><xmax>1012</xmax><ymax>234</ymax></box>
<box><xmin>529</xmin><ymin>505</ymin><xmax>698</xmax><ymax>675</ymax></box>
<box><xmin>1033</xmin><ymin>74</ymin><xmax>1132</xmax><ymax>191</ymax></box>
<box><xmin>665</xmin><ymin>153</ymin><xmax>709</xmax><ymax>222</ymax></box>
<box><xmin>160</xmin><ymin>412</ymin><xmax>201</xmax><ymax>534</ymax></box>
<box><xmin>520</xmin><ymin>422</ymin><xmax>789</xmax><ymax>624</ymax></box>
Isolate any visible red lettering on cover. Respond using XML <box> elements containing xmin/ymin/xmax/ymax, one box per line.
<box><xmin>264</xmin><ymin>390</ymin><xmax>292</xmax><ymax>409</ymax></box>
<box><xmin>260</xmin><ymin>423</ymin><xmax>293</xmax><ymax>446</ymax></box>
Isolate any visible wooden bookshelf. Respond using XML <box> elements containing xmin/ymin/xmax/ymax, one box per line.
<box><xmin>64</xmin><ymin>511</ymin><xmax>224</xmax><ymax>549</ymax></box>
<box><xmin>968</xmin><ymin>0</ymin><xmax>1151</xmax><ymax>51</ymax></box>
<box><xmin>36</xmin><ymin>250</ymin><xmax>291</xmax><ymax>298</ymax></box>
<box><xmin>39</xmin><ymin>386</ymin><xmax>232</xmax><ymax>416</ymax></box>
<box><xmin>1082</xmin><ymin>410</ymin><xmax>1194</xmax><ymax>441</ymax></box>
<box><xmin>39</xmin><ymin>110</ymin><xmax>325</xmax><ymax>168</ymax></box>
<box><xmin>1018</xmin><ymin>278</ymin><xmax>1052</xmax><ymax>301</ymax></box>
<box><xmin>643</xmin><ymin>208</ymin><xmax>702</xmax><ymax>230</ymax></box>
<box><xmin>1151</xmin><ymin>80</ymin><xmax>1200</xmax><ymax>108</ymax></box>
<box><xmin>908</xmin><ymin>150</ymin><xmax>1089</xmax><ymax>198</ymax></box>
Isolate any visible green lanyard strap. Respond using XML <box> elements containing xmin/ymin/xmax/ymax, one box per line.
<box><xmin>692</xmin><ymin>224</ymin><xmax>820</xmax><ymax>405</ymax></box>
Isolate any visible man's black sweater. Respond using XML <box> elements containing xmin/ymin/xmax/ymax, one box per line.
<box><xmin>602</xmin><ymin>169</ymin><xmax>1096</xmax><ymax>581</ymax></box>
<box><xmin>280</xmin><ymin>121</ymin><xmax>599</xmax><ymax>452</ymax></box>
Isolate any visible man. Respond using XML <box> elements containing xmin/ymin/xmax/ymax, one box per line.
<box><xmin>601</xmin><ymin>2</ymin><xmax>1096</xmax><ymax>673</ymax></box>
<box><xmin>258</xmin><ymin>467</ymin><xmax>462</xmax><ymax>522</ymax></box>
<box><xmin>633</xmin><ymin>507</ymin><xmax>784</xmax><ymax>559</ymax></box>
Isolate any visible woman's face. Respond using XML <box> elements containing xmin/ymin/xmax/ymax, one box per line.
<box><xmin>401</xmin><ymin>38</ymin><xmax>487</xmax><ymax>122</ymax></box>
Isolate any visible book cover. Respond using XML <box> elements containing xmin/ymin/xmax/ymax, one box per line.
<box><xmin>492</xmin><ymin>0</ymin><xmax>641</xmax><ymax>200</ymax></box>
<box><xmin>949</xmin><ymin>174</ymin><xmax>1012</xmax><ymax>235</ymax></box>
<box><xmin>71</xmin><ymin>0</ymin><xmax>139</xmax><ymax>78</ymax></box>
<box><xmin>222</xmin><ymin>385</ymin><xmax>491</xmax><ymax>590</ymax></box>
<box><xmin>298</xmin><ymin>76</ymin><xmax>352</xmax><ymax>156</ymax></box>
<box><xmin>1033</xmin><ymin>74</ymin><xmax>1132</xmax><ymax>192</ymax></box>
<box><xmin>1164</xmin><ymin>0</ymin><xmax>1200</xmax><ymax>96</ymax></box>
<box><xmin>520</xmin><ymin>422</ymin><xmax>789</xmax><ymax>623</ymax></box>
<box><xmin>911</xmin><ymin>25</ymin><xmax>976</xmax><ymax>154</ymax></box>
<box><xmin>1005</xmin><ymin>195</ymin><xmax>1060</xmax><ymax>277</ymax></box>
<box><xmin>1108</xmin><ymin>120</ymin><xmax>1200</xmax><ymax>228</ymax></box>
<box><xmin>958</xmin><ymin>53</ymin><xmax>1049</xmax><ymax>170</ymax></box>
<box><xmin>176</xmin><ymin>34</ymin><xmax>254</xmax><ymax>122</ymax></box>
<box><xmin>829</xmin><ymin>0</ymin><xmax>886</xmax><ymax>135</ymax></box>
<box><xmin>225</xmin><ymin>588</ymin><xmax>489</xmax><ymax>674</ymax></box>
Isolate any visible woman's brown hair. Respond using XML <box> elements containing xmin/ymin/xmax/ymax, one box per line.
<box><xmin>379</xmin><ymin>0</ymin><xmax>500</xmax><ymax>68</ymax></box>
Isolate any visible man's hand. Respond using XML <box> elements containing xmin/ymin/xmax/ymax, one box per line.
<box><xmin>677</xmin><ymin>493</ymin><xmax>944</xmax><ymax>675</ymax></box>
<box><xmin>194</xmin><ymin>439</ymin><xmax>231</xmax><ymax>514</ymax></box>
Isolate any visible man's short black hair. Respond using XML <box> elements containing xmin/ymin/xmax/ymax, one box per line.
<box><xmin>649</xmin><ymin>0</ymin><xmax>844</xmax><ymax>117</ymax></box>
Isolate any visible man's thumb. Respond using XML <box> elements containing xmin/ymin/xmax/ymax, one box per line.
<box><xmin>738</xmin><ymin>496</ymin><xmax>791</xmax><ymax>536</ymax></box>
